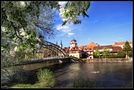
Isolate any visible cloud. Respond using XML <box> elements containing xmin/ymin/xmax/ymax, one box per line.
<box><xmin>58</xmin><ymin>1</ymin><xmax>67</xmax><ymax>8</ymax></box>
<box><xmin>68</xmin><ymin>32</ymin><xmax>74</xmax><ymax>35</ymax></box>
<box><xmin>56</xmin><ymin>24</ymin><xmax>75</xmax><ymax>36</ymax></box>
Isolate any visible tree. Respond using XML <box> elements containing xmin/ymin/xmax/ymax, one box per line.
<box><xmin>60</xmin><ymin>1</ymin><xmax>90</xmax><ymax>25</ymax></box>
<box><xmin>94</xmin><ymin>49</ymin><xmax>100</xmax><ymax>58</ymax></box>
<box><xmin>117</xmin><ymin>51</ymin><xmax>126</xmax><ymax>58</ymax></box>
<box><xmin>102</xmin><ymin>48</ymin><xmax>110</xmax><ymax>58</ymax></box>
<box><xmin>1</xmin><ymin>1</ymin><xmax>56</xmax><ymax>53</ymax></box>
<box><xmin>128</xmin><ymin>50</ymin><xmax>133</xmax><ymax>57</ymax></box>
<box><xmin>123</xmin><ymin>41</ymin><xmax>132</xmax><ymax>59</ymax></box>
<box><xmin>1</xmin><ymin>1</ymin><xmax>90</xmax><ymax>53</ymax></box>
<box><xmin>1</xmin><ymin>1</ymin><xmax>91</xmax><ymax>85</ymax></box>
<box><xmin>1</xmin><ymin>1</ymin><xmax>90</xmax><ymax>62</ymax></box>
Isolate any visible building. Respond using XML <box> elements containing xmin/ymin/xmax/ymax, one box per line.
<box><xmin>79</xmin><ymin>42</ymin><xmax>98</xmax><ymax>51</ymax></box>
<box><xmin>79</xmin><ymin>42</ymin><xmax>98</xmax><ymax>59</ymax></box>
<box><xmin>93</xmin><ymin>45</ymin><xmax>123</xmax><ymax>56</ymax></box>
<box><xmin>86</xmin><ymin>42</ymin><xmax>99</xmax><ymax>50</ymax></box>
<box><xmin>63</xmin><ymin>47</ymin><xmax>70</xmax><ymax>53</ymax></box>
<box><xmin>69</xmin><ymin>39</ymin><xmax>82</xmax><ymax>58</ymax></box>
<box><xmin>87</xmin><ymin>49</ymin><xmax>94</xmax><ymax>59</ymax></box>
<box><xmin>63</xmin><ymin>39</ymin><xmax>82</xmax><ymax>58</ymax></box>
<box><xmin>112</xmin><ymin>41</ymin><xmax>133</xmax><ymax>49</ymax></box>
<box><xmin>63</xmin><ymin>40</ymin><xmax>132</xmax><ymax>59</ymax></box>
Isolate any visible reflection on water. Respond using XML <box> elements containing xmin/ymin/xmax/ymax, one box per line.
<box><xmin>54</xmin><ymin>63</ymin><xmax>133</xmax><ymax>88</ymax></box>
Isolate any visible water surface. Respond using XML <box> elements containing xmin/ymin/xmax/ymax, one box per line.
<box><xmin>53</xmin><ymin>62</ymin><xmax>133</xmax><ymax>88</ymax></box>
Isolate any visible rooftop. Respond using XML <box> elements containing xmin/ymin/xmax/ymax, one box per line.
<box><xmin>114</xmin><ymin>41</ymin><xmax>132</xmax><ymax>45</ymax></box>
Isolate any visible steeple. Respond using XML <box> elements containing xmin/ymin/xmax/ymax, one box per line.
<box><xmin>60</xmin><ymin>40</ymin><xmax>63</xmax><ymax>48</ymax></box>
<box><xmin>70</xmin><ymin>39</ymin><xmax>78</xmax><ymax>50</ymax></box>
<box><xmin>56</xmin><ymin>41</ymin><xmax>58</xmax><ymax>45</ymax></box>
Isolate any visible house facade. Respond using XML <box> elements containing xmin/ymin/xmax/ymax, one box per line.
<box><xmin>112</xmin><ymin>41</ymin><xmax>133</xmax><ymax>49</ymax></box>
<box><xmin>63</xmin><ymin>39</ymin><xmax>82</xmax><ymax>58</ymax></box>
<box><xmin>93</xmin><ymin>45</ymin><xmax>122</xmax><ymax>53</ymax></box>
<box><xmin>63</xmin><ymin>40</ymin><xmax>132</xmax><ymax>59</ymax></box>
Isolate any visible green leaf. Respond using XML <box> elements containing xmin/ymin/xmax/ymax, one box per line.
<box><xmin>62</xmin><ymin>21</ymin><xmax>67</xmax><ymax>26</ymax></box>
<box><xmin>74</xmin><ymin>20</ymin><xmax>81</xmax><ymax>24</ymax></box>
<box><xmin>82</xmin><ymin>11</ymin><xmax>89</xmax><ymax>17</ymax></box>
<box><xmin>86</xmin><ymin>1</ymin><xmax>90</xmax><ymax>11</ymax></box>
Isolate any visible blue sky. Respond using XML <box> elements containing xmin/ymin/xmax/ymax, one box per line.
<box><xmin>48</xmin><ymin>1</ymin><xmax>132</xmax><ymax>47</ymax></box>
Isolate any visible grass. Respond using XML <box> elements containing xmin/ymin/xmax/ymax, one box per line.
<box><xmin>11</xmin><ymin>84</ymin><xmax>44</xmax><ymax>88</ymax></box>
<box><xmin>10</xmin><ymin>69</ymin><xmax>56</xmax><ymax>88</ymax></box>
<box><xmin>37</xmin><ymin>69</ymin><xmax>56</xmax><ymax>87</ymax></box>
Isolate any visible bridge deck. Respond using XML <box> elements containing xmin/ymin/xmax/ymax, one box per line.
<box><xmin>14</xmin><ymin>56</ymin><xmax>71</xmax><ymax>66</ymax></box>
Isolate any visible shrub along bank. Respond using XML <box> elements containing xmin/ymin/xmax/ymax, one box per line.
<box><xmin>11</xmin><ymin>69</ymin><xmax>56</xmax><ymax>88</ymax></box>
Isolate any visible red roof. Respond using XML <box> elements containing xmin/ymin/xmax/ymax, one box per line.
<box><xmin>94</xmin><ymin>45</ymin><xmax>112</xmax><ymax>49</ymax></box>
<box><xmin>112</xmin><ymin>46</ymin><xmax>122</xmax><ymax>52</ymax></box>
<box><xmin>86</xmin><ymin>42</ymin><xmax>98</xmax><ymax>50</ymax></box>
<box><xmin>79</xmin><ymin>42</ymin><xmax>98</xmax><ymax>50</ymax></box>
<box><xmin>63</xmin><ymin>47</ymin><xmax>70</xmax><ymax>53</ymax></box>
<box><xmin>115</xmin><ymin>42</ymin><xmax>125</xmax><ymax>45</ymax></box>
<box><xmin>114</xmin><ymin>41</ymin><xmax>132</xmax><ymax>45</ymax></box>
<box><xmin>79</xmin><ymin>45</ymin><xmax>86</xmax><ymax>50</ymax></box>
<box><xmin>70</xmin><ymin>46</ymin><xmax>79</xmax><ymax>51</ymax></box>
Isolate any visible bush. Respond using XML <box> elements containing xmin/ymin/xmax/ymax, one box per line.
<box><xmin>36</xmin><ymin>69</ymin><xmax>56</xmax><ymax>87</ymax></box>
<box><xmin>11</xmin><ymin>69</ymin><xmax>56</xmax><ymax>88</ymax></box>
<box><xmin>93</xmin><ymin>55</ymin><xmax>99</xmax><ymax>58</ymax></box>
<box><xmin>96</xmin><ymin>51</ymin><xmax>126</xmax><ymax>58</ymax></box>
<box><xmin>117</xmin><ymin>51</ymin><xmax>126</xmax><ymax>58</ymax></box>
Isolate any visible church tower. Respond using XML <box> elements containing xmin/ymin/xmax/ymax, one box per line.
<box><xmin>70</xmin><ymin>39</ymin><xmax>78</xmax><ymax>50</ymax></box>
<box><xmin>70</xmin><ymin>39</ymin><xmax>77</xmax><ymax>48</ymax></box>
<box><xmin>69</xmin><ymin>39</ymin><xmax>81</xmax><ymax>58</ymax></box>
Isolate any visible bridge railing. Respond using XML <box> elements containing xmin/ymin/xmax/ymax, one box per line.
<box><xmin>42</xmin><ymin>41</ymin><xmax>67</xmax><ymax>56</ymax></box>
<box><xmin>31</xmin><ymin>55</ymin><xmax>70</xmax><ymax>61</ymax></box>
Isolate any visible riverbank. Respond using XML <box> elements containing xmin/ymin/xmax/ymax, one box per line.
<box><xmin>81</xmin><ymin>58</ymin><xmax>133</xmax><ymax>63</ymax></box>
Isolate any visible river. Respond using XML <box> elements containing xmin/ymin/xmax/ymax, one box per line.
<box><xmin>2</xmin><ymin>61</ymin><xmax>132</xmax><ymax>88</ymax></box>
<box><xmin>51</xmin><ymin>62</ymin><xmax>133</xmax><ymax>88</ymax></box>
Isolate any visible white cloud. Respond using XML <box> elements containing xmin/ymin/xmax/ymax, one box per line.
<box><xmin>56</xmin><ymin>24</ymin><xmax>74</xmax><ymax>36</ymax></box>
<box><xmin>58</xmin><ymin>1</ymin><xmax>67</xmax><ymax>8</ymax></box>
<box><xmin>68</xmin><ymin>32</ymin><xmax>74</xmax><ymax>35</ymax></box>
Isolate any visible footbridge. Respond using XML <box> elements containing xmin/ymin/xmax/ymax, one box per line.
<box><xmin>13</xmin><ymin>40</ymin><xmax>82</xmax><ymax>67</ymax></box>
<box><xmin>1</xmin><ymin>40</ymin><xmax>82</xmax><ymax>85</ymax></box>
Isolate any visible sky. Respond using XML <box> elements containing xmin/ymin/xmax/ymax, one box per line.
<box><xmin>48</xmin><ymin>1</ymin><xmax>133</xmax><ymax>47</ymax></box>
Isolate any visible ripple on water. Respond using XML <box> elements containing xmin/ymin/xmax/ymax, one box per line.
<box><xmin>54</xmin><ymin>63</ymin><xmax>132</xmax><ymax>88</ymax></box>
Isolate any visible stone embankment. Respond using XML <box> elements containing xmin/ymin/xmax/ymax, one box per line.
<box><xmin>81</xmin><ymin>58</ymin><xmax>132</xmax><ymax>63</ymax></box>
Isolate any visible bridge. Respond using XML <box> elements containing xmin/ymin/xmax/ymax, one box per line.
<box><xmin>12</xmin><ymin>40</ymin><xmax>82</xmax><ymax>68</ymax></box>
<box><xmin>41</xmin><ymin>40</ymin><xmax>67</xmax><ymax>56</ymax></box>
<box><xmin>1</xmin><ymin>40</ymin><xmax>82</xmax><ymax>85</ymax></box>
<box><xmin>14</xmin><ymin>56</ymin><xmax>71</xmax><ymax>66</ymax></box>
